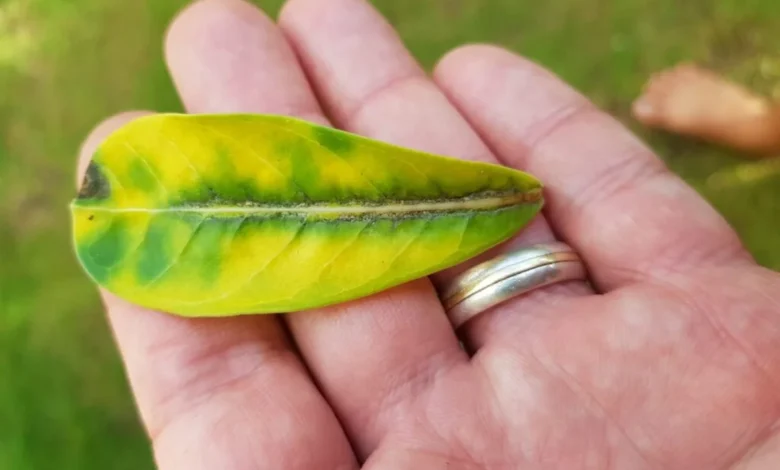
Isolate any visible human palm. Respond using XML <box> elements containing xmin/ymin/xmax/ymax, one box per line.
<box><xmin>77</xmin><ymin>0</ymin><xmax>780</xmax><ymax>468</ymax></box>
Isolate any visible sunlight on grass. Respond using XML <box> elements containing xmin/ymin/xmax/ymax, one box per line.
<box><xmin>707</xmin><ymin>157</ymin><xmax>780</xmax><ymax>190</ymax></box>
<box><xmin>0</xmin><ymin>0</ymin><xmax>37</xmax><ymax>71</ymax></box>
<box><xmin>761</xmin><ymin>57</ymin><xmax>780</xmax><ymax>99</ymax></box>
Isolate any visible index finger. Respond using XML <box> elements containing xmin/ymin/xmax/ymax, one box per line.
<box><xmin>73</xmin><ymin>1</ymin><xmax>358</xmax><ymax>468</ymax></box>
<box><xmin>78</xmin><ymin>115</ymin><xmax>356</xmax><ymax>470</ymax></box>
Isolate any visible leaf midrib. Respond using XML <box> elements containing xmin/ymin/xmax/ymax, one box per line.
<box><xmin>72</xmin><ymin>190</ymin><xmax>542</xmax><ymax>215</ymax></box>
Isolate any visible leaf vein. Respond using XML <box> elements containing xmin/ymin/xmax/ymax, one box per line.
<box><xmin>328</xmin><ymin>218</ymin><xmax>430</xmax><ymax>299</ymax></box>
<box><xmin>449</xmin><ymin>216</ymin><xmax>472</xmax><ymax>261</ymax></box>
<box><xmin>188</xmin><ymin>120</ymin><xmax>312</xmax><ymax>201</ymax></box>
<box><xmin>178</xmin><ymin>221</ymin><xmax>306</xmax><ymax>307</ymax></box>
<box><xmin>139</xmin><ymin>216</ymin><xmax>207</xmax><ymax>288</ymax></box>
<box><xmin>267</xmin><ymin>121</ymin><xmax>387</xmax><ymax>199</ymax></box>
<box><xmin>161</xmin><ymin>132</ymin><xmax>207</xmax><ymax>184</ymax></box>
<box><xmin>125</xmin><ymin>142</ymin><xmax>170</xmax><ymax>199</ymax></box>
<box><xmin>306</xmin><ymin>222</ymin><xmax>371</xmax><ymax>287</ymax></box>
<box><xmin>99</xmin><ymin>164</ymin><xmax>126</xmax><ymax>192</ymax></box>
<box><xmin>454</xmin><ymin>214</ymin><xmax>474</xmax><ymax>254</ymax></box>
<box><xmin>377</xmin><ymin>147</ymin><xmax>444</xmax><ymax>196</ymax></box>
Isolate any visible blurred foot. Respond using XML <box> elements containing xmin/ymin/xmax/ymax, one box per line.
<box><xmin>632</xmin><ymin>63</ymin><xmax>780</xmax><ymax>156</ymax></box>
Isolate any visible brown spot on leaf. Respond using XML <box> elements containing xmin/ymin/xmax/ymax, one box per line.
<box><xmin>78</xmin><ymin>161</ymin><xmax>110</xmax><ymax>200</ymax></box>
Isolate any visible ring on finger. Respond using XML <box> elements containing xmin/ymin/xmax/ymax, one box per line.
<box><xmin>438</xmin><ymin>242</ymin><xmax>589</xmax><ymax>329</ymax></box>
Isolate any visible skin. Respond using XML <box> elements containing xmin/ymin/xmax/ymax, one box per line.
<box><xmin>76</xmin><ymin>0</ymin><xmax>780</xmax><ymax>468</ymax></box>
<box><xmin>632</xmin><ymin>63</ymin><xmax>780</xmax><ymax>156</ymax></box>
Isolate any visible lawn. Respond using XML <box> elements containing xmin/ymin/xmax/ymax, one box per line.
<box><xmin>1</xmin><ymin>0</ymin><xmax>778</xmax><ymax>468</ymax></box>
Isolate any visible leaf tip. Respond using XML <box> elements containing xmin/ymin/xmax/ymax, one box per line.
<box><xmin>76</xmin><ymin>160</ymin><xmax>111</xmax><ymax>201</ymax></box>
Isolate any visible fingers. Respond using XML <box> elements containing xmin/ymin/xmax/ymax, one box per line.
<box><xmin>434</xmin><ymin>45</ymin><xmax>753</xmax><ymax>290</ymax></box>
<box><xmin>279</xmin><ymin>0</ymin><xmax>593</xmax><ymax>353</ymax></box>
<box><xmin>78</xmin><ymin>112</ymin><xmax>356</xmax><ymax>470</ymax></box>
<box><xmin>76</xmin><ymin>2</ymin><xmax>361</xmax><ymax>469</ymax></box>
<box><xmin>166</xmin><ymin>0</ymin><xmax>470</xmax><ymax>460</ymax></box>
<box><xmin>165</xmin><ymin>0</ymin><xmax>322</xmax><ymax>120</ymax></box>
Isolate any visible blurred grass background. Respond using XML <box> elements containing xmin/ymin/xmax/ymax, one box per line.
<box><xmin>1</xmin><ymin>0</ymin><xmax>779</xmax><ymax>468</ymax></box>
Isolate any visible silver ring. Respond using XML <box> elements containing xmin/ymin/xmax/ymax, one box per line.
<box><xmin>438</xmin><ymin>242</ymin><xmax>588</xmax><ymax>329</ymax></box>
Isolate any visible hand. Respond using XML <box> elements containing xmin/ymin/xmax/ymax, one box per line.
<box><xmin>76</xmin><ymin>0</ymin><xmax>780</xmax><ymax>468</ymax></box>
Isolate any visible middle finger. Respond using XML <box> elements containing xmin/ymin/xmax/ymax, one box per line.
<box><xmin>278</xmin><ymin>0</ymin><xmax>594</xmax><ymax>351</ymax></box>
<box><xmin>166</xmin><ymin>0</ymin><xmax>470</xmax><ymax>460</ymax></box>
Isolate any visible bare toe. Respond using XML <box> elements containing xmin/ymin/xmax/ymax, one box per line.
<box><xmin>631</xmin><ymin>95</ymin><xmax>660</xmax><ymax>124</ymax></box>
<box><xmin>633</xmin><ymin>70</ymin><xmax>678</xmax><ymax>124</ymax></box>
<box><xmin>633</xmin><ymin>64</ymin><xmax>779</xmax><ymax>154</ymax></box>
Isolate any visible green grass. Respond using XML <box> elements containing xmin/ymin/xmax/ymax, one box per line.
<box><xmin>1</xmin><ymin>0</ymin><xmax>778</xmax><ymax>468</ymax></box>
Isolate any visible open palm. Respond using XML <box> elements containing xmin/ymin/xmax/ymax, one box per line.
<box><xmin>76</xmin><ymin>1</ymin><xmax>780</xmax><ymax>468</ymax></box>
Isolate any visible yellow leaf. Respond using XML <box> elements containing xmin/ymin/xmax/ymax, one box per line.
<box><xmin>70</xmin><ymin>113</ymin><xmax>544</xmax><ymax>316</ymax></box>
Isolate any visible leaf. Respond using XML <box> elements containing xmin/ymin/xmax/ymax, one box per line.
<box><xmin>70</xmin><ymin>113</ymin><xmax>544</xmax><ymax>317</ymax></box>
